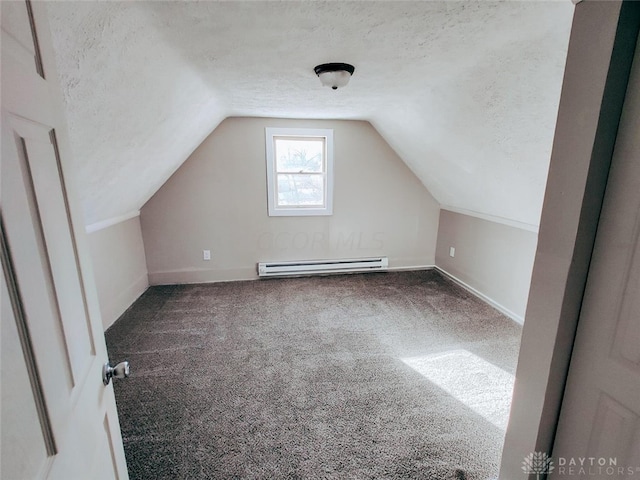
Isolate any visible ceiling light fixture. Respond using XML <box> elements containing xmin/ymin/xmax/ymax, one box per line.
<box><xmin>314</xmin><ymin>63</ymin><xmax>355</xmax><ymax>90</ymax></box>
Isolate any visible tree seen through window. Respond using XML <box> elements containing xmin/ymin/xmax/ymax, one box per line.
<box><xmin>274</xmin><ymin>137</ymin><xmax>325</xmax><ymax>207</ymax></box>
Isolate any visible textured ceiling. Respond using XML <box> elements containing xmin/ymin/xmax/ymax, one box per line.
<box><xmin>46</xmin><ymin>1</ymin><xmax>573</xmax><ymax>228</ymax></box>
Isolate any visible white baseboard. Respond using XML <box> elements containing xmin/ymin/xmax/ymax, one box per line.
<box><xmin>102</xmin><ymin>272</ymin><xmax>148</xmax><ymax>330</ymax></box>
<box><xmin>145</xmin><ymin>264</ymin><xmax>524</xmax><ymax>325</ymax></box>
<box><xmin>434</xmin><ymin>266</ymin><xmax>524</xmax><ymax>325</ymax></box>
<box><xmin>149</xmin><ymin>264</ymin><xmax>523</xmax><ymax>324</ymax></box>
<box><xmin>387</xmin><ymin>264</ymin><xmax>435</xmax><ymax>272</ymax></box>
<box><xmin>149</xmin><ymin>264</ymin><xmax>438</xmax><ymax>285</ymax></box>
<box><xmin>148</xmin><ymin>267</ymin><xmax>258</xmax><ymax>285</ymax></box>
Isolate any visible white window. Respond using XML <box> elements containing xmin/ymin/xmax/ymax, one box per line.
<box><xmin>265</xmin><ymin>127</ymin><xmax>334</xmax><ymax>216</ymax></box>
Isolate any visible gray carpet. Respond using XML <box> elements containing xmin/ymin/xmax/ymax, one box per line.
<box><xmin>105</xmin><ymin>270</ymin><xmax>521</xmax><ymax>480</ymax></box>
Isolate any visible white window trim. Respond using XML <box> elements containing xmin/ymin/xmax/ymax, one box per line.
<box><xmin>265</xmin><ymin>127</ymin><xmax>334</xmax><ymax>217</ymax></box>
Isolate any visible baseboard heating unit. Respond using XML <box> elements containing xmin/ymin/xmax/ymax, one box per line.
<box><xmin>258</xmin><ymin>257</ymin><xmax>389</xmax><ymax>278</ymax></box>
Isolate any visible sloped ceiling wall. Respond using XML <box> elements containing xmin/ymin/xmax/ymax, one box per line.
<box><xmin>46</xmin><ymin>1</ymin><xmax>573</xmax><ymax>229</ymax></box>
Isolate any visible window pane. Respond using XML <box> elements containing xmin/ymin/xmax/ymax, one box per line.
<box><xmin>274</xmin><ymin>138</ymin><xmax>324</xmax><ymax>173</ymax></box>
<box><xmin>276</xmin><ymin>174</ymin><xmax>324</xmax><ymax>206</ymax></box>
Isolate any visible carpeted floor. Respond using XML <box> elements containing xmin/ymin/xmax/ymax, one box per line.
<box><xmin>105</xmin><ymin>270</ymin><xmax>521</xmax><ymax>480</ymax></box>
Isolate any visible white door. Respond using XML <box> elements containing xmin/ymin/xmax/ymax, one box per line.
<box><xmin>550</xmin><ymin>33</ymin><xmax>640</xmax><ymax>474</ymax></box>
<box><xmin>1</xmin><ymin>1</ymin><xmax>129</xmax><ymax>479</ymax></box>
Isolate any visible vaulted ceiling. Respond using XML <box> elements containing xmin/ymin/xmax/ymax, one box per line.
<box><xmin>46</xmin><ymin>1</ymin><xmax>573</xmax><ymax>229</ymax></box>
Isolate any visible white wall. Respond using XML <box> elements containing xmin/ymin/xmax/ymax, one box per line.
<box><xmin>87</xmin><ymin>216</ymin><xmax>148</xmax><ymax>330</ymax></box>
<box><xmin>435</xmin><ymin>209</ymin><xmax>538</xmax><ymax>323</ymax></box>
<box><xmin>141</xmin><ymin>117</ymin><xmax>440</xmax><ymax>284</ymax></box>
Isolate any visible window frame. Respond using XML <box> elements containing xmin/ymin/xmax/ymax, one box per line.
<box><xmin>265</xmin><ymin>127</ymin><xmax>334</xmax><ymax>217</ymax></box>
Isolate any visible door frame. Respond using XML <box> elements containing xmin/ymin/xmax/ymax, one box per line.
<box><xmin>500</xmin><ymin>2</ymin><xmax>640</xmax><ymax>478</ymax></box>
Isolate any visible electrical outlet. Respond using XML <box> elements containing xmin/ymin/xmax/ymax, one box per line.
<box><xmin>203</xmin><ymin>250</ymin><xmax>211</xmax><ymax>261</ymax></box>
<box><xmin>449</xmin><ymin>247</ymin><xmax>455</xmax><ymax>258</ymax></box>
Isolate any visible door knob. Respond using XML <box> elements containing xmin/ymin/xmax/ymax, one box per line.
<box><xmin>103</xmin><ymin>361</ymin><xmax>130</xmax><ymax>385</ymax></box>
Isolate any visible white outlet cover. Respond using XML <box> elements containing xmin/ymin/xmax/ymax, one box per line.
<box><xmin>203</xmin><ymin>250</ymin><xmax>211</xmax><ymax>260</ymax></box>
<box><xmin>449</xmin><ymin>247</ymin><xmax>455</xmax><ymax>258</ymax></box>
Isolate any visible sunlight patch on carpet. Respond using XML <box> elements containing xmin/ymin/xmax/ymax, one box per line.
<box><xmin>401</xmin><ymin>350</ymin><xmax>514</xmax><ymax>430</ymax></box>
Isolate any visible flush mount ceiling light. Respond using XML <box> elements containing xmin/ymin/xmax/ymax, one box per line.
<box><xmin>314</xmin><ymin>63</ymin><xmax>355</xmax><ymax>90</ymax></box>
